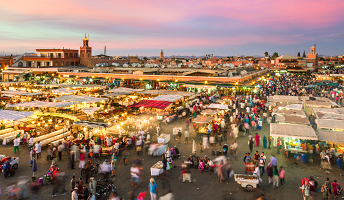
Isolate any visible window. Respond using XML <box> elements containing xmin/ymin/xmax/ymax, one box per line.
<box><xmin>37</xmin><ymin>62</ymin><xmax>41</xmax><ymax>67</ymax></box>
<box><xmin>66</xmin><ymin>61</ymin><xmax>70</xmax><ymax>66</ymax></box>
<box><xmin>26</xmin><ymin>61</ymin><xmax>31</xmax><ymax>67</ymax></box>
<box><xmin>75</xmin><ymin>61</ymin><xmax>79</xmax><ymax>65</ymax></box>
<box><xmin>65</xmin><ymin>53</ymin><xmax>68</xmax><ymax>58</ymax></box>
<box><xmin>61</xmin><ymin>61</ymin><xmax>64</xmax><ymax>66</ymax></box>
<box><xmin>58</xmin><ymin>53</ymin><xmax>62</xmax><ymax>58</ymax></box>
<box><xmin>81</xmin><ymin>53</ymin><xmax>84</xmax><ymax>58</ymax></box>
<box><xmin>50</xmin><ymin>53</ymin><xmax>53</xmax><ymax>58</ymax></box>
<box><xmin>18</xmin><ymin>62</ymin><xmax>23</xmax><ymax>67</ymax></box>
<box><xmin>71</xmin><ymin>61</ymin><xmax>74</xmax><ymax>66</ymax></box>
<box><xmin>87</xmin><ymin>53</ymin><xmax>90</xmax><ymax>58</ymax></box>
<box><xmin>46</xmin><ymin>62</ymin><xmax>50</xmax><ymax>66</ymax></box>
<box><xmin>69</xmin><ymin>53</ymin><xmax>73</xmax><ymax>58</ymax></box>
<box><xmin>54</xmin><ymin>61</ymin><xmax>58</xmax><ymax>66</ymax></box>
<box><xmin>74</xmin><ymin>53</ymin><xmax>77</xmax><ymax>58</ymax></box>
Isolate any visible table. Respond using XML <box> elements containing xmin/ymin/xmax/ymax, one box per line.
<box><xmin>150</xmin><ymin>161</ymin><xmax>170</xmax><ymax>176</ymax></box>
<box><xmin>148</xmin><ymin>144</ymin><xmax>167</xmax><ymax>156</ymax></box>
<box><xmin>158</xmin><ymin>134</ymin><xmax>170</xmax><ymax>144</ymax></box>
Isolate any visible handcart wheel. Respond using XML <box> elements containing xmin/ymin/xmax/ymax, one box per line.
<box><xmin>246</xmin><ymin>185</ymin><xmax>253</xmax><ymax>192</ymax></box>
<box><xmin>12</xmin><ymin>164</ymin><xmax>18</xmax><ymax>170</ymax></box>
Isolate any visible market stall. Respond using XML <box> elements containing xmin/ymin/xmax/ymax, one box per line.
<box><xmin>150</xmin><ymin>160</ymin><xmax>170</xmax><ymax>176</ymax></box>
<box><xmin>234</xmin><ymin>174</ymin><xmax>259</xmax><ymax>192</ymax></box>
<box><xmin>315</xmin><ymin>119</ymin><xmax>344</xmax><ymax>132</ymax></box>
<box><xmin>201</xmin><ymin>109</ymin><xmax>219</xmax><ymax>116</ymax></box>
<box><xmin>193</xmin><ymin>115</ymin><xmax>213</xmax><ymax>135</ymax></box>
<box><xmin>207</xmin><ymin>103</ymin><xmax>228</xmax><ymax>110</ymax></box>
<box><xmin>317</xmin><ymin>130</ymin><xmax>344</xmax><ymax>168</ymax></box>
<box><xmin>158</xmin><ymin>134</ymin><xmax>170</xmax><ymax>144</ymax></box>
<box><xmin>270</xmin><ymin>123</ymin><xmax>317</xmax><ymax>161</ymax></box>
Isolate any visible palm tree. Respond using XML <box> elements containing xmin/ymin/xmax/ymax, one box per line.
<box><xmin>264</xmin><ymin>52</ymin><xmax>269</xmax><ymax>57</ymax></box>
<box><xmin>272</xmin><ymin>52</ymin><xmax>279</xmax><ymax>59</ymax></box>
<box><xmin>143</xmin><ymin>57</ymin><xmax>148</xmax><ymax>61</ymax></box>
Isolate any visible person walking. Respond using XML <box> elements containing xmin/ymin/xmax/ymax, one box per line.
<box><xmin>268</xmin><ymin>135</ymin><xmax>272</xmax><ymax>149</ymax></box>
<box><xmin>35</xmin><ymin>141</ymin><xmax>42</xmax><ymax>159</ymax></box>
<box><xmin>161</xmin><ymin>170</ymin><xmax>171</xmax><ymax>192</ymax></box>
<box><xmin>184</xmin><ymin>130</ymin><xmax>189</xmax><ymax>144</ymax></box>
<box><xmin>267</xmin><ymin>162</ymin><xmax>273</xmax><ymax>184</ymax></box>
<box><xmin>58</xmin><ymin>142</ymin><xmax>63</xmax><ymax>161</ymax></box>
<box><xmin>71</xmin><ymin>187</ymin><xmax>78</xmax><ymax>200</ymax></box>
<box><xmin>302</xmin><ymin>180</ymin><xmax>311</xmax><ymax>200</ymax></box>
<box><xmin>89</xmin><ymin>177</ymin><xmax>96</xmax><ymax>198</ymax></box>
<box><xmin>259</xmin><ymin>156</ymin><xmax>265</xmax><ymax>176</ymax></box>
<box><xmin>325</xmin><ymin>178</ymin><xmax>332</xmax><ymax>199</ymax></box>
<box><xmin>149</xmin><ymin>178</ymin><xmax>158</xmax><ymax>200</ymax></box>
<box><xmin>248</xmin><ymin>135</ymin><xmax>254</xmax><ymax>153</ymax></box>
<box><xmin>321</xmin><ymin>184</ymin><xmax>328</xmax><ymax>200</ymax></box>
<box><xmin>177</xmin><ymin>129</ymin><xmax>182</xmax><ymax>144</ymax></box>
<box><xmin>70</xmin><ymin>176</ymin><xmax>76</xmax><ymax>194</ymax></box>
<box><xmin>255</xmin><ymin>133</ymin><xmax>260</xmax><ymax>147</ymax></box>
<box><xmin>14</xmin><ymin>136</ymin><xmax>20</xmax><ymax>153</ymax></box>
<box><xmin>111</xmin><ymin>153</ymin><xmax>117</xmax><ymax>177</ymax></box>
<box><xmin>51</xmin><ymin>147</ymin><xmax>57</xmax><ymax>165</ymax></box>
<box><xmin>272</xmin><ymin>166</ymin><xmax>279</xmax><ymax>188</ymax></box>
<box><xmin>279</xmin><ymin>166</ymin><xmax>285</xmax><ymax>187</ymax></box>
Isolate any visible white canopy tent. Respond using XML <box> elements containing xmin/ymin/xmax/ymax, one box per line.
<box><xmin>7</xmin><ymin>101</ymin><xmax>76</xmax><ymax>108</ymax></box>
<box><xmin>272</xmin><ymin>109</ymin><xmax>307</xmax><ymax>117</ymax></box>
<box><xmin>315</xmin><ymin>119</ymin><xmax>344</xmax><ymax>130</ymax></box>
<box><xmin>81</xmin><ymin>107</ymin><xmax>101</xmax><ymax>116</ymax></box>
<box><xmin>52</xmin><ymin>88</ymin><xmax>76</xmax><ymax>94</ymax></box>
<box><xmin>0</xmin><ymin>110</ymin><xmax>33</xmax><ymax>121</ymax></box>
<box><xmin>0</xmin><ymin>90</ymin><xmax>42</xmax><ymax>96</ymax></box>
<box><xmin>150</xmin><ymin>95</ymin><xmax>183</xmax><ymax>102</ymax></box>
<box><xmin>207</xmin><ymin>103</ymin><xmax>228</xmax><ymax>110</ymax></box>
<box><xmin>270</xmin><ymin>123</ymin><xmax>317</xmax><ymax>140</ymax></box>
<box><xmin>139</xmin><ymin>90</ymin><xmax>195</xmax><ymax>97</ymax></box>
<box><xmin>273</xmin><ymin>95</ymin><xmax>299</xmax><ymax>100</ymax></box>
<box><xmin>317</xmin><ymin>130</ymin><xmax>344</xmax><ymax>145</ymax></box>
<box><xmin>108</xmin><ymin>88</ymin><xmax>144</xmax><ymax>94</ymax></box>
<box><xmin>52</xmin><ymin>95</ymin><xmax>108</xmax><ymax>103</ymax></box>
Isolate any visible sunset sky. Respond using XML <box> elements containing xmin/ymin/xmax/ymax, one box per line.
<box><xmin>1</xmin><ymin>0</ymin><xmax>344</xmax><ymax>56</ymax></box>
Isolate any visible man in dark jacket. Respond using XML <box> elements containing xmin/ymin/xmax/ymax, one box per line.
<box><xmin>162</xmin><ymin>156</ymin><xmax>167</xmax><ymax>170</ymax></box>
<box><xmin>78</xmin><ymin>186</ymin><xmax>89</xmax><ymax>200</ymax></box>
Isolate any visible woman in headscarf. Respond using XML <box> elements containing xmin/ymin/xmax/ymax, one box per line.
<box><xmin>263</xmin><ymin>135</ymin><xmax>267</xmax><ymax>149</ymax></box>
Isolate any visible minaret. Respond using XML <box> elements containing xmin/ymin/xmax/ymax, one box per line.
<box><xmin>80</xmin><ymin>34</ymin><xmax>92</xmax><ymax>67</ymax></box>
<box><xmin>160</xmin><ymin>50</ymin><xmax>164</xmax><ymax>59</ymax></box>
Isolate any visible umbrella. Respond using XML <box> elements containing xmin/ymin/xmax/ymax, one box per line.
<box><xmin>192</xmin><ymin>139</ymin><xmax>197</xmax><ymax>154</ymax></box>
<box><xmin>32</xmin><ymin>157</ymin><xmax>37</xmax><ymax>177</ymax></box>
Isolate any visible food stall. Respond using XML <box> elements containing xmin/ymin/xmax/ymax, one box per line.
<box><xmin>234</xmin><ymin>174</ymin><xmax>259</xmax><ymax>192</ymax></box>
<box><xmin>193</xmin><ymin>116</ymin><xmax>213</xmax><ymax>135</ymax></box>
<box><xmin>270</xmin><ymin>123</ymin><xmax>318</xmax><ymax>162</ymax></box>
<box><xmin>317</xmin><ymin>130</ymin><xmax>344</xmax><ymax>168</ymax></box>
<box><xmin>158</xmin><ymin>134</ymin><xmax>170</xmax><ymax>144</ymax></box>
<box><xmin>150</xmin><ymin>160</ymin><xmax>170</xmax><ymax>176</ymax></box>
<box><xmin>201</xmin><ymin>109</ymin><xmax>219</xmax><ymax>116</ymax></box>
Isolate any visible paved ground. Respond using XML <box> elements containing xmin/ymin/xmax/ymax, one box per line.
<box><xmin>0</xmin><ymin>117</ymin><xmax>343</xmax><ymax>200</ymax></box>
